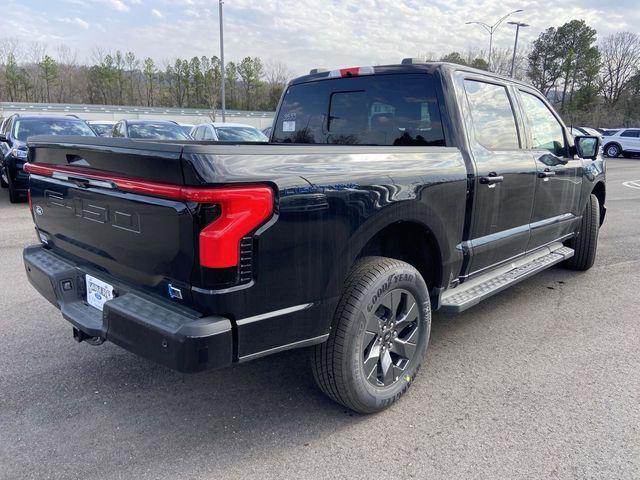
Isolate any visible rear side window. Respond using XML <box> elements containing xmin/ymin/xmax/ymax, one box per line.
<box><xmin>463</xmin><ymin>80</ymin><xmax>520</xmax><ymax>150</ymax></box>
<box><xmin>621</xmin><ymin>130</ymin><xmax>640</xmax><ymax>138</ymax></box>
<box><xmin>273</xmin><ymin>74</ymin><xmax>445</xmax><ymax>146</ymax></box>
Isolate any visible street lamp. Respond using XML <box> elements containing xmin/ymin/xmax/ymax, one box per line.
<box><xmin>508</xmin><ymin>21</ymin><xmax>529</xmax><ymax>77</ymax></box>
<box><xmin>466</xmin><ymin>9</ymin><xmax>523</xmax><ymax>70</ymax></box>
<box><xmin>219</xmin><ymin>0</ymin><xmax>226</xmax><ymax>122</ymax></box>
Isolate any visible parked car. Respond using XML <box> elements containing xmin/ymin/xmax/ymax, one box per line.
<box><xmin>22</xmin><ymin>61</ymin><xmax>605</xmax><ymax>413</ymax></box>
<box><xmin>178</xmin><ymin>123</ymin><xmax>195</xmax><ymax>136</ymax></box>
<box><xmin>87</xmin><ymin>120</ymin><xmax>116</xmax><ymax>137</ymax></box>
<box><xmin>1</xmin><ymin>114</ymin><xmax>95</xmax><ymax>202</ymax></box>
<box><xmin>601</xmin><ymin>128</ymin><xmax>640</xmax><ymax>157</ymax></box>
<box><xmin>111</xmin><ymin>120</ymin><xmax>192</xmax><ymax>140</ymax></box>
<box><xmin>190</xmin><ymin>122</ymin><xmax>268</xmax><ymax>142</ymax></box>
<box><xmin>569</xmin><ymin>126</ymin><xmax>602</xmax><ymax>138</ymax></box>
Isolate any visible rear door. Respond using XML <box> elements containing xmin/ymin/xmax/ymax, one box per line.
<box><xmin>516</xmin><ymin>88</ymin><xmax>583</xmax><ymax>250</ymax></box>
<box><xmin>458</xmin><ymin>74</ymin><xmax>537</xmax><ymax>276</ymax></box>
<box><xmin>620</xmin><ymin>129</ymin><xmax>640</xmax><ymax>153</ymax></box>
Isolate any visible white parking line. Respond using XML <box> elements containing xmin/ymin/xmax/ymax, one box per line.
<box><xmin>623</xmin><ymin>180</ymin><xmax>640</xmax><ymax>190</ymax></box>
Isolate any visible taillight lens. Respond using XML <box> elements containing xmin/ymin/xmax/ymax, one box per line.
<box><xmin>198</xmin><ymin>186</ymin><xmax>273</xmax><ymax>268</ymax></box>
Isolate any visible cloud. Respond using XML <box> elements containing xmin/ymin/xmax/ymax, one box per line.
<box><xmin>3</xmin><ymin>0</ymin><xmax>640</xmax><ymax>76</ymax></box>
<box><xmin>58</xmin><ymin>17</ymin><xmax>90</xmax><ymax>30</ymax></box>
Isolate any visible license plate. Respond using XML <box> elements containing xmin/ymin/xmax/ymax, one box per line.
<box><xmin>85</xmin><ymin>274</ymin><xmax>115</xmax><ymax>311</ymax></box>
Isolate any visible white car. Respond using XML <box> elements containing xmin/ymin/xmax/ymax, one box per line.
<box><xmin>190</xmin><ymin>122</ymin><xmax>269</xmax><ymax>142</ymax></box>
<box><xmin>602</xmin><ymin>128</ymin><xmax>640</xmax><ymax>158</ymax></box>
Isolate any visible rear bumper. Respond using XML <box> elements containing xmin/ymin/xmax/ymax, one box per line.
<box><xmin>23</xmin><ymin>245</ymin><xmax>233</xmax><ymax>373</ymax></box>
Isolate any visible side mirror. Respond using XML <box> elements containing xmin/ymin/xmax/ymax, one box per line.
<box><xmin>575</xmin><ymin>135</ymin><xmax>600</xmax><ymax>160</ymax></box>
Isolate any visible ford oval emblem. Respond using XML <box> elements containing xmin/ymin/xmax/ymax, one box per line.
<box><xmin>35</xmin><ymin>205</ymin><xmax>44</xmax><ymax>216</ymax></box>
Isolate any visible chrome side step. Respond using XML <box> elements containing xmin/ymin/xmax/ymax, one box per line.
<box><xmin>440</xmin><ymin>243</ymin><xmax>574</xmax><ymax>313</ymax></box>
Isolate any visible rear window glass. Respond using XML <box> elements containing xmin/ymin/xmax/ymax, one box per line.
<box><xmin>13</xmin><ymin>119</ymin><xmax>96</xmax><ymax>141</ymax></box>
<box><xmin>273</xmin><ymin>74</ymin><xmax>445</xmax><ymax>146</ymax></box>
<box><xmin>127</xmin><ymin>123</ymin><xmax>191</xmax><ymax>140</ymax></box>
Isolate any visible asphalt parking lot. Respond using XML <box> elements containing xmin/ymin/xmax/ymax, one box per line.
<box><xmin>1</xmin><ymin>158</ymin><xmax>639</xmax><ymax>480</ymax></box>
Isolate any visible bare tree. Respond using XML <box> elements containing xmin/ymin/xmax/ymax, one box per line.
<box><xmin>599</xmin><ymin>31</ymin><xmax>640</xmax><ymax>107</ymax></box>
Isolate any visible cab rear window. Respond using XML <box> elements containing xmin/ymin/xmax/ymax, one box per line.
<box><xmin>272</xmin><ymin>74</ymin><xmax>445</xmax><ymax>146</ymax></box>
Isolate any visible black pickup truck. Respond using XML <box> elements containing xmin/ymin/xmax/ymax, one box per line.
<box><xmin>22</xmin><ymin>61</ymin><xmax>605</xmax><ymax>413</ymax></box>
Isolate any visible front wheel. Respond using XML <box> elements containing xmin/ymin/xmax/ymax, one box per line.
<box><xmin>6</xmin><ymin>173</ymin><xmax>21</xmax><ymax>203</ymax></box>
<box><xmin>311</xmin><ymin>257</ymin><xmax>431</xmax><ymax>413</ymax></box>
<box><xmin>564</xmin><ymin>194</ymin><xmax>599</xmax><ymax>270</ymax></box>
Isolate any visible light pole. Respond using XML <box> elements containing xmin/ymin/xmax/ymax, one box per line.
<box><xmin>508</xmin><ymin>21</ymin><xmax>529</xmax><ymax>77</ymax></box>
<box><xmin>219</xmin><ymin>0</ymin><xmax>226</xmax><ymax>122</ymax></box>
<box><xmin>466</xmin><ymin>9</ymin><xmax>523</xmax><ymax>71</ymax></box>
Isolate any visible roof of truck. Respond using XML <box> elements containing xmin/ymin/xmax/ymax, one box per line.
<box><xmin>289</xmin><ymin>61</ymin><xmax>532</xmax><ymax>89</ymax></box>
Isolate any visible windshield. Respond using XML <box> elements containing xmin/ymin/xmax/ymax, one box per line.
<box><xmin>603</xmin><ymin>130</ymin><xmax>619</xmax><ymax>136</ymax></box>
<box><xmin>13</xmin><ymin>118</ymin><xmax>96</xmax><ymax>141</ymax></box>
<box><xmin>127</xmin><ymin>123</ymin><xmax>191</xmax><ymax>140</ymax></box>
<box><xmin>89</xmin><ymin>123</ymin><xmax>114</xmax><ymax>137</ymax></box>
<box><xmin>215</xmin><ymin>126</ymin><xmax>269</xmax><ymax>142</ymax></box>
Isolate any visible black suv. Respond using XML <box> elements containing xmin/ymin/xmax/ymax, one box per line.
<box><xmin>0</xmin><ymin>115</ymin><xmax>96</xmax><ymax>202</ymax></box>
<box><xmin>111</xmin><ymin>120</ymin><xmax>192</xmax><ymax>140</ymax></box>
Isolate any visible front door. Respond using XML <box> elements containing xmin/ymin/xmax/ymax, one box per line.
<box><xmin>459</xmin><ymin>76</ymin><xmax>538</xmax><ymax>276</ymax></box>
<box><xmin>517</xmin><ymin>89</ymin><xmax>583</xmax><ymax>250</ymax></box>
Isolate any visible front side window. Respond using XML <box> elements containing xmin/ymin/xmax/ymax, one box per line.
<box><xmin>463</xmin><ymin>79</ymin><xmax>520</xmax><ymax>150</ymax></box>
<box><xmin>202</xmin><ymin>126</ymin><xmax>215</xmax><ymax>141</ymax></box>
<box><xmin>519</xmin><ymin>91</ymin><xmax>567</xmax><ymax>156</ymax></box>
<box><xmin>273</xmin><ymin>74</ymin><xmax>445</xmax><ymax>146</ymax></box>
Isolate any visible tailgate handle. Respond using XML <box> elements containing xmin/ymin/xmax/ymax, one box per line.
<box><xmin>52</xmin><ymin>171</ymin><xmax>116</xmax><ymax>189</ymax></box>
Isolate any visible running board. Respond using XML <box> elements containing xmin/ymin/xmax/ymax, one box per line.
<box><xmin>440</xmin><ymin>243</ymin><xmax>574</xmax><ymax>313</ymax></box>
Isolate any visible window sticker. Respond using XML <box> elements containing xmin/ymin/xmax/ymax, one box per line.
<box><xmin>283</xmin><ymin>121</ymin><xmax>296</xmax><ymax>132</ymax></box>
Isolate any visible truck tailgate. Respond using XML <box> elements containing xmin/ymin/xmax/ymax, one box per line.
<box><xmin>26</xmin><ymin>137</ymin><xmax>196</xmax><ymax>299</ymax></box>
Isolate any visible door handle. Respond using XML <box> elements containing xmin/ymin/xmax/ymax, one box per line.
<box><xmin>538</xmin><ymin>170</ymin><xmax>556</xmax><ymax>178</ymax></box>
<box><xmin>479</xmin><ymin>173</ymin><xmax>504</xmax><ymax>185</ymax></box>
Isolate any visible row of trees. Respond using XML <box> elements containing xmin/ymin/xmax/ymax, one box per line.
<box><xmin>429</xmin><ymin>22</ymin><xmax>640</xmax><ymax>127</ymax></box>
<box><xmin>1</xmin><ymin>20</ymin><xmax>639</xmax><ymax>126</ymax></box>
<box><xmin>0</xmin><ymin>38</ymin><xmax>289</xmax><ymax>114</ymax></box>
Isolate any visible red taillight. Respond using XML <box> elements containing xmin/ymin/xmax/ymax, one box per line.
<box><xmin>328</xmin><ymin>66</ymin><xmax>375</xmax><ymax>78</ymax></box>
<box><xmin>24</xmin><ymin>163</ymin><xmax>274</xmax><ymax>268</ymax></box>
<box><xmin>198</xmin><ymin>186</ymin><xmax>273</xmax><ymax>268</ymax></box>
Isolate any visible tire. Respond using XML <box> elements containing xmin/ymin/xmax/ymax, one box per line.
<box><xmin>0</xmin><ymin>167</ymin><xmax>8</xmax><ymax>188</ymax></box>
<box><xmin>7</xmin><ymin>173</ymin><xmax>21</xmax><ymax>203</ymax></box>
<box><xmin>604</xmin><ymin>143</ymin><xmax>621</xmax><ymax>158</ymax></box>
<box><xmin>563</xmin><ymin>194</ymin><xmax>599</xmax><ymax>271</ymax></box>
<box><xmin>311</xmin><ymin>256</ymin><xmax>431</xmax><ymax>413</ymax></box>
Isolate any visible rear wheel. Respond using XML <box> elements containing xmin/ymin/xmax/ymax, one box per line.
<box><xmin>0</xmin><ymin>167</ymin><xmax>8</xmax><ymax>188</ymax></box>
<box><xmin>311</xmin><ymin>257</ymin><xmax>431</xmax><ymax>413</ymax></box>
<box><xmin>564</xmin><ymin>194</ymin><xmax>599</xmax><ymax>271</ymax></box>
<box><xmin>604</xmin><ymin>143</ymin><xmax>621</xmax><ymax>158</ymax></box>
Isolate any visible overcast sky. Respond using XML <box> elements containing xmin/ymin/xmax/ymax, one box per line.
<box><xmin>5</xmin><ymin>0</ymin><xmax>640</xmax><ymax>76</ymax></box>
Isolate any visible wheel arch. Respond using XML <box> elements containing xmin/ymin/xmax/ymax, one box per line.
<box><xmin>355</xmin><ymin>221</ymin><xmax>443</xmax><ymax>294</ymax></box>
<box><xmin>591</xmin><ymin>181</ymin><xmax>606</xmax><ymax>225</ymax></box>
